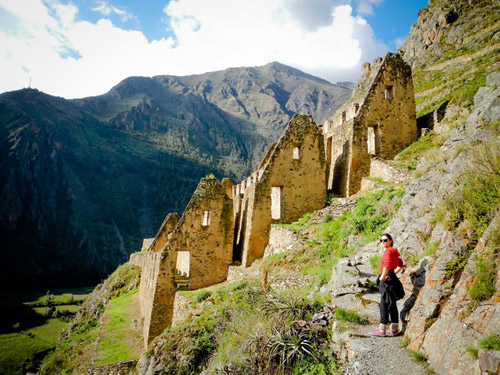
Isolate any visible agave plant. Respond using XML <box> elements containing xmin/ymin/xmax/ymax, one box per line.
<box><xmin>266</xmin><ymin>324</ymin><xmax>317</xmax><ymax>373</ymax></box>
<box><xmin>261</xmin><ymin>293</ymin><xmax>312</xmax><ymax>322</ymax></box>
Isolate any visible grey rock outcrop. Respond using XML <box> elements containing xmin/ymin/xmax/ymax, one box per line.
<box><xmin>386</xmin><ymin>72</ymin><xmax>500</xmax><ymax>375</ymax></box>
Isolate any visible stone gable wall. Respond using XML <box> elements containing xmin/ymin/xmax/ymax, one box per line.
<box><xmin>235</xmin><ymin>115</ymin><xmax>326</xmax><ymax>266</ymax></box>
<box><xmin>169</xmin><ymin>178</ymin><xmax>234</xmax><ymax>290</ymax></box>
<box><xmin>324</xmin><ymin>52</ymin><xmax>417</xmax><ymax>196</ymax></box>
<box><xmin>148</xmin><ymin>213</ymin><xmax>180</xmax><ymax>253</ymax></box>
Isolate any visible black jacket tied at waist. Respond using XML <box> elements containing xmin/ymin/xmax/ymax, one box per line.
<box><xmin>377</xmin><ymin>270</ymin><xmax>405</xmax><ymax>308</ymax></box>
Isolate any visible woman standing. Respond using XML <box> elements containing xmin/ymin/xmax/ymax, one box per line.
<box><xmin>371</xmin><ymin>233</ymin><xmax>405</xmax><ymax>337</ymax></box>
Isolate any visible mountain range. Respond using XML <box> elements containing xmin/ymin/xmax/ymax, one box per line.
<box><xmin>0</xmin><ymin>62</ymin><xmax>351</xmax><ymax>287</ymax></box>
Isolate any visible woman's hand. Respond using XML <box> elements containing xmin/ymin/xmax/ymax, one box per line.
<box><xmin>380</xmin><ymin>267</ymin><xmax>389</xmax><ymax>282</ymax></box>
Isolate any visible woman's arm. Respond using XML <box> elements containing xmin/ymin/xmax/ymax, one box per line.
<box><xmin>380</xmin><ymin>267</ymin><xmax>389</xmax><ymax>282</ymax></box>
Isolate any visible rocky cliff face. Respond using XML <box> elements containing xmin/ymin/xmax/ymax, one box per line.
<box><xmin>399</xmin><ymin>0</ymin><xmax>500</xmax><ymax>117</ymax></box>
<box><xmin>388</xmin><ymin>72</ymin><xmax>500</xmax><ymax>375</ymax></box>
<box><xmin>0</xmin><ymin>63</ymin><xmax>350</xmax><ymax>287</ymax></box>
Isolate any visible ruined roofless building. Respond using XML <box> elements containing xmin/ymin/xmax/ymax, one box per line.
<box><xmin>130</xmin><ymin>114</ymin><xmax>326</xmax><ymax>345</ymax></box>
<box><xmin>323</xmin><ymin>52</ymin><xmax>418</xmax><ymax>196</ymax></box>
<box><xmin>130</xmin><ymin>53</ymin><xmax>417</xmax><ymax>346</ymax></box>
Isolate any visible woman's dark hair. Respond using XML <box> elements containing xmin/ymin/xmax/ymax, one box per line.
<box><xmin>381</xmin><ymin>233</ymin><xmax>393</xmax><ymax>245</ymax></box>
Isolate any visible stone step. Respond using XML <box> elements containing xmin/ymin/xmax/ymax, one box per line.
<box><xmin>175</xmin><ymin>274</ymin><xmax>190</xmax><ymax>289</ymax></box>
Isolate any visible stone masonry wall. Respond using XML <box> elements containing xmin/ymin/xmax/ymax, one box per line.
<box><xmin>237</xmin><ymin>115</ymin><xmax>326</xmax><ymax>266</ymax></box>
<box><xmin>324</xmin><ymin>53</ymin><xmax>417</xmax><ymax>197</ymax></box>
<box><xmin>148</xmin><ymin>212</ymin><xmax>180</xmax><ymax>253</ymax></box>
<box><xmin>349</xmin><ymin>53</ymin><xmax>418</xmax><ymax>195</ymax></box>
<box><xmin>145</xmin><ymin>248</ymin><xmax>177</xmax><ymax>346</ymax></box>
<box><xmin>169</xmin><ymin>178</ymin><xmax>234</xmax><ymax>290</ymax></box>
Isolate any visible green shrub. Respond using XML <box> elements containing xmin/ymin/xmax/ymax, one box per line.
<box><xmin>195</xmin><ymin>290</ymin><xmax>212</xmax><ymax>303</ymax></box>
<box><xmin>469</xmin><ymin>257</ymin><xmax>497</xmax><ymax>303</ymax></box>
<box><xmin>334</xmin><ymin>308</ymin><xmax>369</xmax><ymax>325</ymax></box>
<box><xmin>291</xmin><ymin>349</ymin><xmax>337</xmax><ymax>375</ymax></box>
<box><xmin>444</xmin><ymin>255</ymin><xmax>469</xmax><ymax>280</ymax></box>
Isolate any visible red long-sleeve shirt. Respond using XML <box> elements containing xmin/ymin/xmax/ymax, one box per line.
<box><xmin>380</xmin><ymin>247</ymin><xmax>404</xmax><ymax>273</ymax></box>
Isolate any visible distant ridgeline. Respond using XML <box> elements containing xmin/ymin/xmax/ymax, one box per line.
<box><xmin>0</xmin><ymin>62</ymin><xmax>351</xmax><ymax>288</ymax></box>
<box><xmin>130</xmin><ymin>52</ymin><xmax>419</xmax><ymax>346</ymax></box>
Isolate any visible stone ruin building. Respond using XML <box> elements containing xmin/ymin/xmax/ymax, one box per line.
<box><xmin>323</xmin><ymin>53</ymin><xmax>418</xmax><ymax>196</ymax></box>
<box><xmin>130</xmin><ymin>52</ymin><xmax>418</xmax><ymax>346</ymax></box>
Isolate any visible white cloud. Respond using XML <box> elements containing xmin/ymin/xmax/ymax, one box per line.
<box><xmin>0</xmin><ymin>0</ymin><xmax>388</xmax><ymax>98</ymax></box>
<box><xmin>393</xmin><ymin>37</ymin><xmax>405</xmax><ymax>49</ymax></box>
<box><xmin>91</xmin><ymin>0</ymin><xmax>135</xmax><ymax>23</ymax></box>
<box><xmin>355</xmin><ymin>0</ymin><xmax>383</xmax><ymax>16</ymax></box>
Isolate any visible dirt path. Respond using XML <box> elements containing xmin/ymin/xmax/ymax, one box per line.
<box><xmin>341</xmin><ymin>327</ymin><xmax>429</xmax><ymax>375</ymax></box>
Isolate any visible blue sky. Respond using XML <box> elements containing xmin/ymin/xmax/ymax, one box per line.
<box><xmin>0</xmin><ymin>0</ymin><xmax>427</xmax><ymax>98</ymax></box>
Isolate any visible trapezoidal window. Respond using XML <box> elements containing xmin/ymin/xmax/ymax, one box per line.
<box><xmin>367</xmin><ymin>126</ymin><xmax>378</xmax><ymax>155</ymax></box>
<box><xmin>202</xmin><ymin>210</ymin><xmax>210</xmax><ymax>227</ymax></box>
<box><xmin>385</xmin><ymin>85</ymin><xmax>394</xmax><ymax>100</ymax></box>
<box><xmin>271</xmin><ymin>186</ymin><xmax>283</xmax><ymax>220</ymax></box>
<box><xmin>293</xmin><ymin>146</ymin><xmax>301</xmax><ymax>160</ymax></box>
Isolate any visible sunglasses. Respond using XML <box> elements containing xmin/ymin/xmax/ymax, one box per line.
<box><xmin>380</xmin><ymin>238</ymin><xmax>389</xmax><ymax>243</ymax></box>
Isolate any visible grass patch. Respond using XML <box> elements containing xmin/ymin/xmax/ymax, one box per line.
<box><xmin>0</xmin><ymin>333</ymin><xmax>52</xmax><ymax>375</ymax></box>
<box><xmin>444</xmin><ymin>255</ymin><xmax>469</xmax><ymax>280</ymax></box>
<box><xmin>406</xmin><ymin>254</ymin><xmax>421</xmax><ymax>267</ymax></box>
<box><xmin>469</xmin><ymin>256</ymin><xmax>497</xmax><ymax>304</ymax></box>
<box><xmin>95</xmin><ymin>289</ymin><xmax>142</xmax><ymax>365</ymax></box>
<box><xmin>295</xmin><ymin>212</ymin><xmax>313</xmax><ymax>226</ymax></box>
<box><xmin>393</xmin><ymin>132</ymin><xmax>439</xmax><ymax>170</ymax></box>
<box><xmin>425</xmin><ymin>241</ymin><xmax>440</xmax><ymax>256</ymax></box>
<box><xmin>399</xmin><ymin>338</ymin><xmax>410</xmax><ymax>348</ymax></box>
<box><xmin>40</xmin><ymin>263</ymin><xmax>140</xmax><ymax>375</ymax></box>
<box><xmin>408</xmin><ymin>349</ymin><xmax>428</xmax><ymax>363</ymax></box>
<box><xmin>334</xmin><ymin>308</ymin><xmax>369</xmax><ymax>325</ymax></box>
<box><xmin>195</xmin><ymin>290</ymin><xmax>213</xmax><ymax>303</ymax></box>
<box><xmin>436</xmin><ymin>137</ymin><xmax>500</xmax><ymax>241</ymax></box>
<box><xmin>466</xmin><ymin>346</ymin><xmax>479</xmax><ymax>359</ymax></box>
<box><xmin>466</xmin><ymin>334</ymin><xmax>500</xmax><ymax>359</ymax></box>
<box><xmin>369</xmin><ymin>255</ymin><xmax>382</xmax><ymax>273</ymax></box>
<box><xmin>479</xmin><ymin>334</ymin><xmax>500</xmax><ymax>351</ymax></box>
